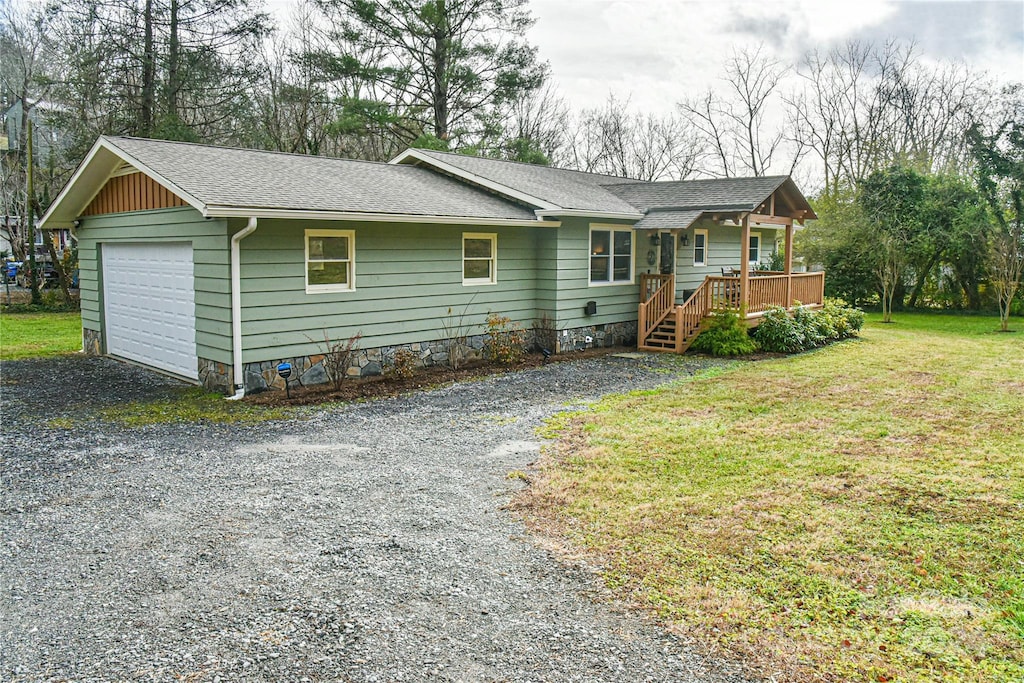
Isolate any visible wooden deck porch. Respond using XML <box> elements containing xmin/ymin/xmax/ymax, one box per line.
<box><xmin>638</xmin><ymin>271</ymin><xmax>826</xmax><ymax>353</ymax></box>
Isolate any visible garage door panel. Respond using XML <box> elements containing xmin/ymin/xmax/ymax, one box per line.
<box><xmin>103</xmin><ymin>242</ymin><xmax>198</xmax><ymax>379</ymax></box>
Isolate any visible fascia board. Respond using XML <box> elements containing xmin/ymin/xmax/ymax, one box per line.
<box><xmin>203</xmin><ymin>205</ymin><xmax>561</xmax><ymax>227</ymax></box>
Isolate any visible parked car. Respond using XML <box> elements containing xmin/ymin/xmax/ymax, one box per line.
<box><xmin>15</xmin><ymin>263</ymin><xmax>60</xmax><ymax>288</ymax></box>
<box><xmin>4</xmin><ymin>261</ymin><xmax>21</xmax><ymax>284</ymax></box>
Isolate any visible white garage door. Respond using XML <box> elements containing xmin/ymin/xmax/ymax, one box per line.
<box><xmin>102</xmin><ymin>242</ymin><xmax>198</xmax><ymax>379</ymax></box>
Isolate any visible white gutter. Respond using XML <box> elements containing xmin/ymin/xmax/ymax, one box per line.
<box><xmin>534</xmin><ymin>209</ymin><xmax>644</xmax><ymax>221</ymax></box>
<box><xmin>226</xmin><ymin>217</ymin><xmax>258</xmax><ymax>400</ymax></box>
<box><xmin>202</xmin><ymin>205</ymin><xmax>560</xmax><ymax>227</ymax></box>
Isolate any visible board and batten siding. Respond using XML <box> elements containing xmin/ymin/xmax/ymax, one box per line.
<box><xmin>77</xmin><ymin>206</ymin><xmax>232</xmax><ymax>364</ymax></box>
<box><xmin>234</xmin><ymin>218</ymin><xmax>548</xmax><ymax>363</ymax></box>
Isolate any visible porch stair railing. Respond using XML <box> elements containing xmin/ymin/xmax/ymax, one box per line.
<box><xmin>639</xmin><ymin>278</ymin><xmax>711</xmax><ymax>353</ymax></box>
<box><xmin>638</xmin><ymin>274</ymin><xmax>675</xmax><ymax>346</ymax></box>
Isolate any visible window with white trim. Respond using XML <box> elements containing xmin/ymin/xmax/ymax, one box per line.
<box><xmin>305</xmin><ymin>229</ymin><xmax>355</xmax><ymax>293</ymax></box>
<box><xmin>589</xmin><ymin>226</ymin><xmax>633</xmax><ymax>284</ymax></box>
<box><xmin>748</xmin><ymin>232</ymin><xmax>761</xmax><ymax>265</ymax></box>
<box><xmin>693</xmin><ymin>229</ymin><xmax>708</xmax><ymax>266</ymax></box>
<box><xmin>463</xmin><ymin>233</ymin><xmax>497</xmax><ymax>285</ymax></box>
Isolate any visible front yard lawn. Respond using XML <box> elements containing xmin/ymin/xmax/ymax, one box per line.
<box><xmin>0</xmin><ymin>311</ymin><xmax>82</xmax><ymax>360</ymax></box>
<box><xmin>522</xmin><ymin>313</ymin><xmax>1024</xmax><ymax>682</ymax></box>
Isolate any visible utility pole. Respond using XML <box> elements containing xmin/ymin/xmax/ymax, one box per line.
<box><xmin>26</xmin><ymin>118</ymin><xmax>40</xmax><ymax>304</ymax></box>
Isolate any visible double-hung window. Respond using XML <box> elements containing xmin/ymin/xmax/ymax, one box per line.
<box><xmin>306</xmin><ymin>229</ymin><xmax>355</xmax><ymax>293</ymax></box>
<box><xmin>693</xmin><ymin>229</ymin><xmax>708</xmax><ymax>266</ymax></box>
<box><xmin>589</xmin><ymin>226</ymin><xmax>633</xmax><ymax>285</ymax></box>
<box><xmin>463</xmin><ymin>233</ymin><xmax>497</xmax><ymax>285</ymax></box>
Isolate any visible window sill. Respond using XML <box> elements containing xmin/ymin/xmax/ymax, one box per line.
<box><xmin>306</xmin><ymin>285</ymin><xmax>357</xmax><ymax>294</ymax></box>
<box><xmin>588</xmin><ymin>279</ymin><xmax>635</xmax><ymax>287</ymax></box>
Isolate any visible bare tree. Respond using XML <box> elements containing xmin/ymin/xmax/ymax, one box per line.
<box><xmin>564</xmin><ymin>95</ymin><xmax>701</xmax><ymax>180</ymax></box>
<box><xmin>679</xmin><ymin>45</ymin><xmax>792</xmax><ymax>177</ymax></box>
<box><xmin>788</xmin><ymin>40</ymin><xmax>988</xmax><ymax>194</ymax></box>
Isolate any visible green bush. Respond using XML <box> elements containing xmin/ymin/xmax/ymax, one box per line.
<box><xmin>821</xmin><ymin>298</ymin><xmax>865</xmax><ymax>338</ymax></box>
<box><xmin>754</xmin><ymin>306</ymin><xmax>805</xmax><ymax>353</ymax></box>
<box><xmin>690</xmin><ymin>308</ymin><xmax>757</xmax><ymax>356</ymax></box>
<box><xmin>754</xmin><ymin>300</ymin><xmax>865</xmax><ymax>353</ymax></box>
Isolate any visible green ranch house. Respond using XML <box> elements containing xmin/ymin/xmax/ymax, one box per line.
<box><xmin>40</xmin><ymin>136</ymin><xmax>821</xmax><ymax>395</ymax></box>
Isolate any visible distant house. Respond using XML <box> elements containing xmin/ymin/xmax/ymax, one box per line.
<box><xmin>1</xmin><ymin>99</ymin><xmax>68</xmax><ymax>157</ymax></box>
<box><xmin>40</xmin><ymin>136</ymin><xmax>820</xmax><ymax>395</ymax></box>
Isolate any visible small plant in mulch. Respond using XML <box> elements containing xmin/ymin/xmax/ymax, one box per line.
<box><xmin>485</xmin><ymin>313</ymin><xmax>527</xmax><ymax>365</ymax></box>
<box><xmin>315</xmin><ymin>331</ymin><xmax>362</xmax><ymax>390</ymax></box>
<box><xmin>387</xmin><ymin>348</ymin><xmax>418</xmax><ymax>380</ymax></box>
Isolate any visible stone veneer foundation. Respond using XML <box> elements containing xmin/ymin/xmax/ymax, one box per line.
<box><xmin>83</xmin><ymin>328</ymin><xmax>103</xmax><ymax>356</ymax></box>
<box><xmin>86</xmin><ymin>321</ymin><xmax>639</xmax><ymax>394</ymax></box>
<box><xmin>196</xmin><ymin>321</ymin><xmax>639</xmax><ymax>394</ymax></box>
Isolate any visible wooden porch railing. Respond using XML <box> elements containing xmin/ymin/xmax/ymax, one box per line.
<box><xmin>638</xmin><ymin>273</ymin><xmax>675</xmax><ymax>342</ymax></box>
<box><xmin>790</xmin><ymin>272</ymin><xmax>826</xmax><ymax>307</ymax></box>
<box><xmin>705</xmin><ymin>272</ymin><xmax>826</xmax><ymax>314</ymax></box>
<box><xmin>672</xmin><ymin>280</ymin><xmax>711</xmax><ymax>352</ymax></box>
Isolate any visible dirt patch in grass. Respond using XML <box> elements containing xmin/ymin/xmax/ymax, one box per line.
<box><xmin>244</xmin><ymin>347</ymin><xmax>633</xmax><ymax>407</ymax></box>
<box><xmin>516</xmin><ymin>313</ymin><xmax>1024</xmax><ymax>683</ymax></box>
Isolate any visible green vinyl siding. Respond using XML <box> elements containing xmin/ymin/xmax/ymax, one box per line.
<box><xmin>547</xmin><ymin>217</ymin><xmax>643</xmax><ymax>330</ymax></box>
<box><xmin>674</xmin><ymin>221</ymin><xmax>782</xmax><ymax>296</ymax></box>
<box><xmin>235</xmin><ymin>218</ymin><xmax>546</xmax><ymax>363</ymax></box>
<box><xmin>76</xmin><ymin>206</ymin><xmax>232</xmax><ymax>363</ymax></box>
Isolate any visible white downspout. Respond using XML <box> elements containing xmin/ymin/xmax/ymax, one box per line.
<box><xmin>226</xmin><ymin>217</ymin><xmax>258</xmax><ymax>400</ymax></box>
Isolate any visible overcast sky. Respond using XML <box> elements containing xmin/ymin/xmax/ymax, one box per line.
<box><xmin>523</xmin><ymin>0</ymin><xmax>1024</xmax><ymax>115</ymax></box>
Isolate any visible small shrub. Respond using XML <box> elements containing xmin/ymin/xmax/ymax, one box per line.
<box><xmin>533</xmin><ymin>311</ymin><xmax>558</xmax><ymax>353</ymax></box>
<box><xmin>690</xmin><ymin>308</ymin><xmax>757</xmax><ymax>356</ymax></box>
<box><xmin>485</xmin><ymin>313</ymin><xmax>527</xmax><ymax>365</ymax></box>
<box><xmin>317</xmin><ymin>331</ymin><xmax>361</xmax><ymax>390</ymax></box>
<box><xmin>440</xmin><ymin>303</ymin><xmax>474</xmax><ymax>370</ymax></box>
<box><xmin>754</xmin><ymin>306</ymin><xmax>804</xmax><ymax>353</ymax></box>
<box><xmin>388</xmin><ymin>348</ymin><xmax>418</xmax><ymax>380</ymax></box>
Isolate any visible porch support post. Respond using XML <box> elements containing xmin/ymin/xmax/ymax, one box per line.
<box><xmin>784</xmin><ymin>221</ymin><xmax>794</xmax><ymax>308</ymax></box>
<box><xmin>740</xmin><ymin>214</ymin><xmax>750</xmax><ymax>313</ymax></box>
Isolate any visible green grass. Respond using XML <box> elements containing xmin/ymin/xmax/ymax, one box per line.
<box><xmin>525</xmin><ymin>312</ymin><xmax>1024</xmax><ymax>682</ymax></box>
<box><xmin>0</xmin><ymin>311</ymin><xmax>82</xmax><ymax>360</ymax></box>
<box><xmin>96</xmin><ymin>387</ymin><xmax>292</xmax><ymax>425</ymax></box>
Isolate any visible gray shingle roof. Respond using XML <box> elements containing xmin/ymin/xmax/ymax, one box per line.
<box><xmin>603</xmin><ymin>176</ymin><xmax>790</xmax><ymax>212</ymax></box>
<box><xmin>407</xmin><ymin>149</ymin><xmax>643</xmax><ymax>214</ymax></box>
<box><xmin>104</xmin><ymin>137</ymin><xmax>537</xmax><ymax>221</ymax></box>
<box><xmin>632</xmin><ymin>209</ymin><xmax>706</xmax><ymax>230</ymax></box>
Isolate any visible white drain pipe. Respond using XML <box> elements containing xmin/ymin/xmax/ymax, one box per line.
<box><xmin>226</xmin><ymin>217</ymin><xmax>258</xmax><ymax>400</ymax></box>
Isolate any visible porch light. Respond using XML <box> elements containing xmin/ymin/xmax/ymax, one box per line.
<box><xmin>649</xmin><ymin>233</ymin><xmax>660</xmax><ymax>246</ymax></box>
<box><xmin>680</xmin><ymin>234</ymin><xmax>689</xmax><ymax>247</ymax></box>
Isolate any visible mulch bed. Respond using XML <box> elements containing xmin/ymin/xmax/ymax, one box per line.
<box><xmin>244</xmin><ymin>346</ymin><xmax>636</xmax><ymax>407</ymax></box>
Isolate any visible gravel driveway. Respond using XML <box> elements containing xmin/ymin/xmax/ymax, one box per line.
<box><xmin>1</xmin><ymin>353</ymin><xmax>753</xmax><ymax>682</ymax></box>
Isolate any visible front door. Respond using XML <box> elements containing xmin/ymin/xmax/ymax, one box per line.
<box><xmin>659</xmin><ymin>232</ymin><xmax>675</xmax><ymax>274</ymax></box>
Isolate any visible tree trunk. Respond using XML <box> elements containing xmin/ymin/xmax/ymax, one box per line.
<box><xmin>45</xmin><ymin>231</ymin><xmax>73</xmax><ymax>304</ymax></box>
<box><xmin>140</xmin><ymin>0</ymin><xmax>156</xmax><ymax>136</ymax></box>
<box><xmin>907</xmin><ymin>249</ymin><xmax>942</xmax><ymax>308</ymax></box>
<box><xmin>167</xmin><ymin>0</ymin><xmax>179</xmax><ymax>125</ymax></box>
<box><xmin>431</xmin><ymin>1</ymin><xmax>449</xmax><ymax>141</ymax></box>
<box><xmin>26</xmin><ymin>119</ymin><xmax>40</xmax><ymax>304</ymax></box>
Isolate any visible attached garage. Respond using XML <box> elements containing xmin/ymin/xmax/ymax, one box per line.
<box><xmin>102</xmin><ymin>242</ymin><xmax>198</xmax><ymax>379</ymax></box>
